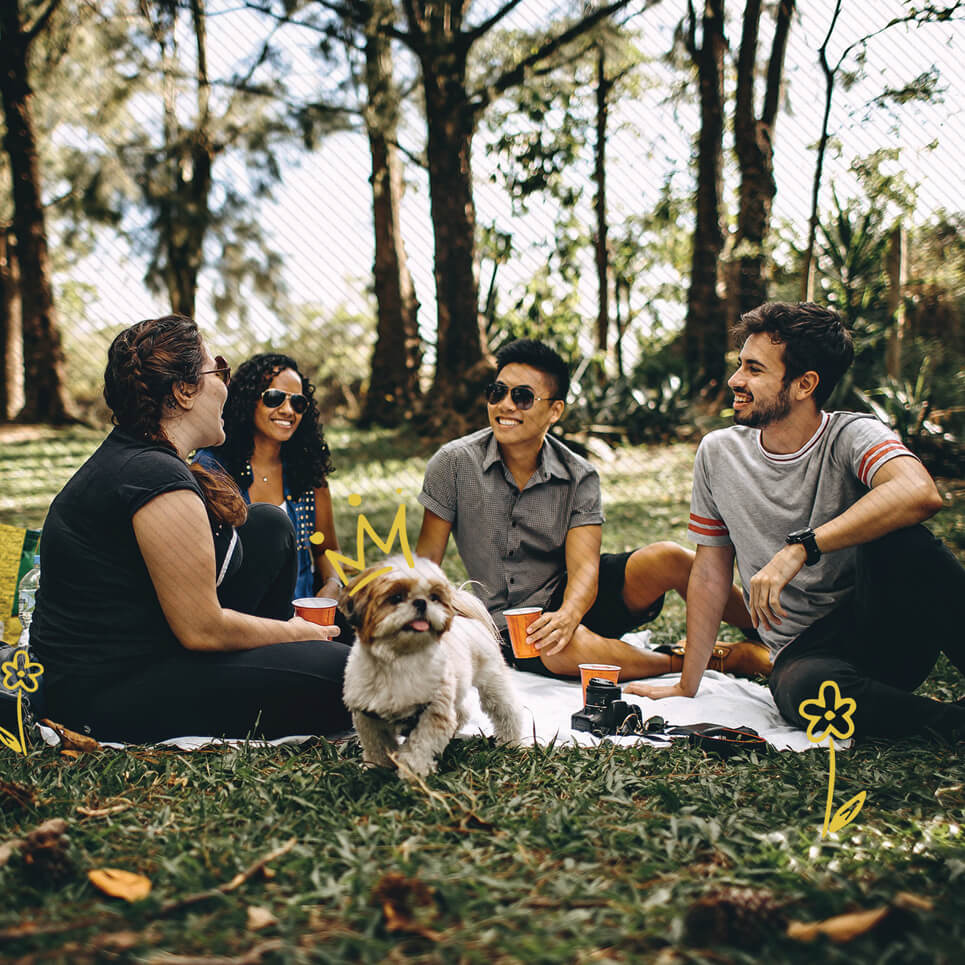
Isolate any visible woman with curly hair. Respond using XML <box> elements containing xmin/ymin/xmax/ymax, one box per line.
<box><xmin>194</xmin><ymin>353</ymin><xmax>343</xmax><ymax>601</ymax></box>
<box><xmin>30</xmin><ymin>316</ymin><xmax>350</xmax><ymax>743</ymax></box>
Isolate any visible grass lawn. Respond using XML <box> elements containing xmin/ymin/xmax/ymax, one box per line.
<box><xmin>1</xmin><ymin>426</ymin><xmax>964</xmax><ymax>963</ymax></box>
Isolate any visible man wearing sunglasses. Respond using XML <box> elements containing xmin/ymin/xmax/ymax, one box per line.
<box><xmin>417</xmin><ymin>338</ymin><xmax>761</xmax><ymax>681</ymax></box>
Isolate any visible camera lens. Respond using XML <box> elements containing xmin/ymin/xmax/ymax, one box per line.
<box><xmin>585</xmin><ymin>678</ymin><xmax>620</xmax><ymax>707</ymax></box>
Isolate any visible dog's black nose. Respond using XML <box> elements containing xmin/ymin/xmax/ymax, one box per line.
<box><xmin>412</xmin><ymin>598</ymin><xmax>427</xmax><ymax>614</ymax></box>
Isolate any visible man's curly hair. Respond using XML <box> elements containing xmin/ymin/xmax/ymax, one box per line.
<box><xmin>209</xmin><ymin>353</ymin><xmax>335</xmax><ymax>500</ymax></box>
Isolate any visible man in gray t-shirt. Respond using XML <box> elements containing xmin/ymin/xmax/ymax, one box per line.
<box><xmin>627</xmin><ymin>302</ymin><xmax>965</xmax><ymax>740</ymax></box>
<box><xmin>416</xmin><ymin>339</ymin><xmax>762</xmax><ymax>680</ymax></box>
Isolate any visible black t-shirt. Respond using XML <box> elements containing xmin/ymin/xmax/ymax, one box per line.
<box><xmin>31</xmin><ymin>428</ymin><xmax>209</xmax><ymax>682</ymax></box>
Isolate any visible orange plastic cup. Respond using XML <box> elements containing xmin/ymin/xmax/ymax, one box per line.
<box><xmin>293</xmin><ymin>597</ymin><xmax>338</xmax><ymax>626</ymax></box>
<box><xmin>503</xmin><ymin>607</ymin><xmax>543</xmax><ymax>659</ymax></box>
<box><xmin>579</xmin><ymin>663</ymin><xmax>621</xmax><ymax>703</ymax></box>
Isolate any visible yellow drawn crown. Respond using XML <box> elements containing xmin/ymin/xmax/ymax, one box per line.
<box><xmin>324</xmin><ymin>501</ymin><xmax>415</xmax><ymax>595</ymax></box>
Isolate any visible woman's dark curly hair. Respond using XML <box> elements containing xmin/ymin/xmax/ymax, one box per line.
<box><xmin>209</xmin><ymin>353</ymin><xmax>335</xmax><ymax>500</ymax></box>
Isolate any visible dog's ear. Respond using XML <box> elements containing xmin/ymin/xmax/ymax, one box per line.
<box><xmin>339</xmin><ymin>577</ymin><xmax>364</xmax><ymax>629</ymax></box>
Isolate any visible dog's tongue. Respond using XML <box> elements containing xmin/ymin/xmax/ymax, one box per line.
<box><xmin>409</xmin><ymin>619</ymin><xmax>430</xmax><ymax>632</ymax></box>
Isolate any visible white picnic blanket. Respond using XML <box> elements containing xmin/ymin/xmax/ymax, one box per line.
<box><xmin>459</xmin><ymin>666</ymin><xmax>820</xmax><ymax>752</ymax></box>
<box><xmin>37</xmin><ymin>666</ymin><xmax>819</xmax><ymax>753</ymax></box>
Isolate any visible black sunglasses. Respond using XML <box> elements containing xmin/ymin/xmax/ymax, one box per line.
<box><xmin>261</xmin><ymin>388</ymin><xmax>308</xmax><ymax>414</ymax></box>
<box><xmin>484</xmin><ymin>381</ymin><xmax>559</xmax><ymax>411</ymax></box>
<box><xmin>201</xmin><ymin>356</ymin><xmax>231</xmax><ymax>386</ymax></box>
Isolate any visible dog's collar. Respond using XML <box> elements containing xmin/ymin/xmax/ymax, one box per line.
<box><xmin>360</xmin><ymin>704</ymin><xmax>430</xmax><ymax>737</ymax></box>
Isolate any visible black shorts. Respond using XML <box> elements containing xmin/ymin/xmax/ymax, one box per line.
<box><xmin>502</xmin><ymin>550</ymin><xmax>665</xmax><ymax>678</ymax></box>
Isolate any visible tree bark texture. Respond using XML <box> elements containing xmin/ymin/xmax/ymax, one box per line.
<box><xmin>361</xmin><ymin>0</ymin><xmax>422</xmax><ymax>427</ymax></box>
<box><xmin>163</xmin><ymin>0</ymin><xmax>213</xmax><ymax>318</ymax></box>
<box><xmin>0</xmin><ymin>0</ymin><xmax>73</xmax><ymax>423</ymax></box>
<box><xmin>593</xmin><ymin>43</ymin><xmax>611</xmax><ymax>357</ymax></box>
<box><xmin>684</xmin><ymin>0</ymin><xmax>728</xmax><ymax>395</ymax></box>
<box><xmin>0</xmin><ymin>230</ymin><xmax>25</xmax><ymax>420</ymax></box>
<box><xmin>401</xmin><ymin>2</ymin><xmax>488</xmax><ymax>418</ymax></box>
<box><xmin>731</xmin><ymin>0</ymin><xmax>794</xmax><ymax>326</ymax></box>
<box><xmin>884</xmin><ymin>224</ymin><xmax>906</xmax><ymax>378</ymax></box>
<box><xmin>801</xmin><ymin>0</ymin><xmax>843</xmax><ymax>302</ymax></box>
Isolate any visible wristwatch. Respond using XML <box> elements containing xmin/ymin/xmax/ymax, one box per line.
<box><xmin>786</xmin><ymin>528</ymin><xmax>821</xmax><ymax>566</ymax></box>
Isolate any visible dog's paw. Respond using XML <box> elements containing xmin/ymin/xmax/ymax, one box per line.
<box><xmin>392</xmin><ymin>750</ymin><xmax>437</xmax><ymax>782</ymax></box>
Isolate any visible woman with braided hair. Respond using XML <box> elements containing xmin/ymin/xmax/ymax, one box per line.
<box><xmin>30</xmin><ymin>315</ymin><xmax>352</xmax><ymax>743</ymax></box>
<box><xmin>194</xmin><ymin>353</ymin><xmax>343</xmax><ymax>602</ymax></box>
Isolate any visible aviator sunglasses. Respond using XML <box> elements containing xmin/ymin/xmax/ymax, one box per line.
<box><xmin>484</xmin><ymin>381</ymin><xmax>559</xmax><ymax>411</ymax></box>
<box><xmin>261</xmin><ymin>388</ymin><xmax>309</xmax><ymax>414</ymax></box>
<box><xmin>201</xmin><ymin>356</ymin><xmax>231</xmax><ymax>385</ymax></box>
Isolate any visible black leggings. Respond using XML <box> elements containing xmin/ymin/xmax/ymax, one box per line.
<box><xmin>769</xmin><ymin>525</ymin><xmax>965</xmax><ymax>740</ymax></box>
<box><xmin>45</xmin><ymin>504</ymin><xmax>352</xmax><ymax>743</ymax></box>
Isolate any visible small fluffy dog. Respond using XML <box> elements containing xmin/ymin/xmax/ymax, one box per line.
<box><xmin>340</xmin><ymin>556</ymin><xmax>521</xmax><ymax>780</ymax></box>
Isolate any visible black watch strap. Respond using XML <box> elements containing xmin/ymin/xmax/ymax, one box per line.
<box><xmin>786</xmin><ymin>528</ymin><xmax>821</xmax><ymax>566</ymax></box>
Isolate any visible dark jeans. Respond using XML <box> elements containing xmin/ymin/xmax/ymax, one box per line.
<box><xmin>45</xmin><ymin>504</ymin><xmax>352</xmax><ymax>743</ymax></box>
<box><xmin>770</xmin><ymin>524</ymin><xmax>965</xmax><ymax>740</ymax></box>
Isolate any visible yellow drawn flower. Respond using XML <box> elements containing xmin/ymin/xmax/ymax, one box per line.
<box><xmin>1</xmin><ymin>649</ymin><xmax>44</xmax><ymax>695</ymax></box>
<box><xmin>798</xmin><ymin>679</ymin><xmax>856</xmax><ymax>743</ymax></box>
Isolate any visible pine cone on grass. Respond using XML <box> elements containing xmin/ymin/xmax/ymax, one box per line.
<box><xmin>683</xmin><ymin>886</ymin><xmax>788</xmax><ymax>950</ymax></box>
<box><xmin>18</xmin><ymin>817</ymin><xmax>77</xmax><ymax>887</ymax></box>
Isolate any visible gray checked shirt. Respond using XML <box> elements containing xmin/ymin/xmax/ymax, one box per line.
<box><xmin>418</xmin><ymin>428</ymin><xmax>605</xmax><ymax>629</ymax></box>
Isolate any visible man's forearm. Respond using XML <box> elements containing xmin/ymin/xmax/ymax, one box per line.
<box><xmin>814</xmin><ymin>472</ymin><xmax>942</xmax><ymax>555</ymax></box>
<box><xmin>679</xmin><ymin>550</ymin><xmax>734</xmax><ymax>696</ymax></box>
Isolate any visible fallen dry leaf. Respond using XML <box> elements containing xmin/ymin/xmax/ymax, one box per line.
<box><xmin>894</xmin><ymin>892</ymin><xmax>934</xmax><ymax>912</ymax></box>
<box><xmin>88</xmin><ymin>868</ymin><xmax>152</xmax><ymax>902</ymax></box>
<box><xmin>247</xmin><ymin>905</ymin><xmax>278</xmax><ymax>931</ymax></box>
<box><xmin>41</xmin><ymin>719</ymin><xmax>100</xmax><ymax>753</ymax></box>
<box><xmin>788</xmin><ymin>906</ymin><xmax>891</xmax><ymax>943</ymax></box>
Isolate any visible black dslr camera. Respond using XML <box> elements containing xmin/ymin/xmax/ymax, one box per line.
<box><xmin>571</xmin><ymin>678</ymin><xmax>644</xmax><ymax>737</ymax></box>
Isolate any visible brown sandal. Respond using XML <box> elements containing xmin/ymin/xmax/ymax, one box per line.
<box><xmin>668</xmin><ymin>640</ymin><xmax>772</xmax><ymax>678</ymax></box>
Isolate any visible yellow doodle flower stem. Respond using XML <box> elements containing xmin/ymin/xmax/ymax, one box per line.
<box><xmin>822</xmin><ymin>737</ymin><xmax>836</xmax><ymax>839</ymax></box>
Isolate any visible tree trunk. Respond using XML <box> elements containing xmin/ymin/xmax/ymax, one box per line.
<box><xmin>0</xmin><ymin>0</ymin><xmax>73</xmax><ymax>424</ymax></box>
<box><xmin>684</xmin><ymin>0</ymin><xmax>727</xmax><ymax>396</ymax></box>
<box><xmin>885</xmin><ymin>224</ymin><xmax>906</xmax><ymax>378</ymax></box>
<box><xmin>801</xmin><ymin>0</ymin><xmax>842</xmax><ymax>302</ymax></box>
<box><xmin>163</xmin><ymin>0</ymin><xmax>213</xmax><ymax>318</ymax></box>
<box><xmin>731</xmin><ymin>0</ymin><xmax>794</xmax><ymax>326</ymax></box>
<box><xmin>360</xmin><ymin>0</ymin><xmax>422</xmax><ymax>427</ymax></box>
<box><xmin>408</xmin><ymin>5</ymin><xmax>489</xmax><ymax>416</ymax></box>
<box><xmin>593</xmin><ymin>43</ymin><xmax>610</xmax><ymax>359</ymax></box>
<box><xmin>0</xmin><ymin>230</ymin><xmax>25</xmax><ymax>421</ymax></box>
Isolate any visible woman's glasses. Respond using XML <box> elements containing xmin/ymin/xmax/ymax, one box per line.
<box><xmin>261</xmin><ymin>388</ymin><xmax>309</xmax><ymax>414</ymax></box>
<box><xmin>484</xmin><ymin>381</ymin><xmax>558</xmax><ymax>411</ymax></box>
<box><xmin>201</xmin><ymin>356</ymin><xmax>231</xmax><ymax>385</ymax></box>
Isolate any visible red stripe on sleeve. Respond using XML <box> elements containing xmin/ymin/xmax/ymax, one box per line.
<box><xmin>858</xmin><ymin>440</ymin><xmax>909</xmax><ymax>484</ymax></box>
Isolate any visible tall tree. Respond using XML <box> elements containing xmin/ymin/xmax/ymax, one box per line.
<box><xmin>483</xmin><ymin>20</ymin><xmax>642</xmax><ymax>369</ymax></box>
<box><xmin>682</xmin><ymin>0</ymin><xmax>727</xmax><ymax>396</ymax></box>
<box><xmin>392</xmin><ymin>0</ymin><xmax>644</xmax><ymax>419</ymax></box>
<box><xmin>358</xmin><ymin>0</ymin><xmax>422</xmax><ymax>425</ymax></box>
<box><xmin>0</xmin><ymin>227</ymin><xmax>23</xmax><ymax>420</ymax></box>
<box><xmin>0</xmin><ymin>0</ymin><xmax>73</xmax><ymax>423</ymax></box>
<box><xmin>129</xmin><ymin>0</ymin><xmax>294</xmax><ymax>322</ymax></box>
<box><xmin>729</xmin><ymin>0</ymin><xmax>794</xmax><ymax>322</ymax></box>
<box><xmin>800</xmin><ymin>0</ymin><xmax>964</xmax><ymax>301</ymax></box>
<box><xmin>247</xmin><ymin>0</ymin><xmax>422</xmax><ymax>426</ymax></box>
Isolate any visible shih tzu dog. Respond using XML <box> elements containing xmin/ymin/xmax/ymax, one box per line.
<box><xmin>340</xmin><ymin>556</ymin><xmax>522</xmax><ymax>780</ymax></box>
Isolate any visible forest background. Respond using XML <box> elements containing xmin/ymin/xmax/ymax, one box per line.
<box><xmin>0</xmin><ymin>0</ymin><xmax>962</xmax><ymax>465</ymax></box>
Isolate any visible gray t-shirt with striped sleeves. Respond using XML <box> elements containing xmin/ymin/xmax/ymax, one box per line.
<box><xmin>689</xmin><ymin>411</ymin><xmax>915</xmax><ymax>657</ymax></box>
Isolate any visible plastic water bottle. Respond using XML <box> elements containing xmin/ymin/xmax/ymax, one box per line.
<box><xmin>17</xmin><ymin>554</ymin><xmax>41</xmax><ymax>635</ymax></box>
